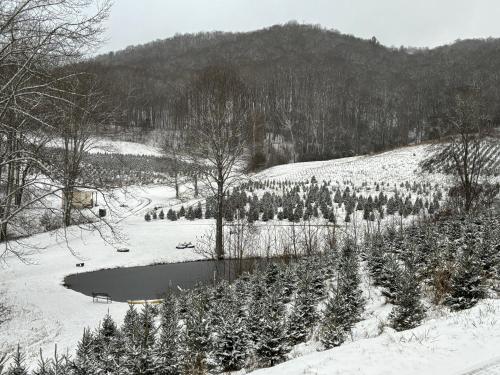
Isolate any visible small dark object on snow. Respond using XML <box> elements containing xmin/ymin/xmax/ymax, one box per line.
<box><xmin>76</xmin><ymin>263</ymin><xmax>84</xmax><ymax>267</ymax></box>
<box><xmin>176</xmin><ymin>242</ymin><xmax>195</xmax><ymax>249</ymax></box>
<box><xmin>92</xmin><ymin>292</ymin><xmax>112</xmax><ymax>303</ymax></box>
<box><xmin>117</xmin><ymin>248</ymin><xmax>130</xmax><ymax>253</ymax></box>
<box><xmin>98</xmin><ymin>208</ymin><xmax>107</xmax><ymax>218</ymax></box>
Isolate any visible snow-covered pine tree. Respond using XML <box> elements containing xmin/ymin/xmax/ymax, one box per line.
<box><xmin>32</xmin><ymin>349</ymin><xmax>51</xmax><ymax>375</ymax></box>
<box><xmin>155</xmin><ymin>293</ymin><xmax>180</xmax><ymax>375</ymax></box>
<box><xmin>179</xmin><ymin>290</ymin><xmax>211</xmax><ymax>375</ymax></box>
<box><xmin>444</xmin><ymin>250</ymin><xmax>485</xmax><ymax>311</ymax></box>
<box><xmin>264</xmin><ymin>263</ymin><xmax>281</xmax><ymax>289</ymax></box>
<box><xmin>320</xmin><ymin>287</ymin><xmax>352</xmax><ymax>349</ymax></box>
<box><xmin>73</xmin><ymin>328</ymin><xmax>99</xmax><ymax>375</ymax></box>
<box><xmin>255</xmin><ymin>291</ymin><xmax>289</xmax><ymax>368</ymax></box>
<box><xmin>338</xmin><ymin>239</ymin><xmax>365</xmax><ymax>324</ymax></box>
<box><xmin>246</xmin><ymin>275</ymin><xmax>267</xmax><ymax>347</ymax></box>
<box><xmin>379</xmin><ymin>254</ymin><xmax>402</xmax><ymax>303</ymax></box>
<box><xmin>389</xmin><ymin>265</ymin><xmax>426</xmax><ymax>331</ymax></box>
<box><xmin>278</xmin><ymin>266</ymin><xmax>297</xmax><ymax>304</ymax></box>
<box><xmin>7</xmin><ymin>345</ymin><xmax>28</xmax><ymax>375</ymax></box>
<box><xmin>122</xmin><ymin>305</ymin><xmax>140</xmax><ymax>344</ymax></box>
<box><xmin>367</xmin><ymin>234</ymin><xmax>385</xmax><ymax>285</ymax></box>
<box><xmin>195</xmin><ymin>202</ymin><xmax>203</xmax><ymax>219</ymax></box>
<box><xmin>49</xmin><ymin>345</ymin><xmax>71</xmax><ymax>375</ymax></box>
<box><xmin>123</xmin><ymin>304</ymin><xmax>157</xmax><ymax>375</ymax></box>
<box><xmin>287</xmin><ymin>274</ymin><xmax>318</xmax><ymax>345</ymax></box>
<box><xmin>186</xmin><ymin>206</ymin><xmax>195</xmax><ymax>220</ymax></box>
<box><xmin>95</xmin><ymin>313</ymin><xmax>123</xmax><ymax>373</ymax></box>
<box><xmin>211</xmin><ymin>296</ymin><xmax>248</xmax><ymax>372</ymax></box>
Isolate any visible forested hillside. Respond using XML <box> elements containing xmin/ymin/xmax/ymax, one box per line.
<box><xmin>87</xmin><ymin>22</ymin><xmax>500</xmax><ymax>164</ymax></box>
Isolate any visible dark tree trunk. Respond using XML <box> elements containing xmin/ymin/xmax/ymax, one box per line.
<box><xmin>215</xmin><ymin>176</ymin><xmax>224</xmax><ymax>259</ymax></box>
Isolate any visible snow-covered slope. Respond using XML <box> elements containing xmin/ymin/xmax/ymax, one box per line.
<box><xmin>253</xmin><ymin>145</ymin><xmax>436</xmax><ymax>184</ymax></box>
<box><xmin>253</xmin><ymin>300</ymin><xmax>500</xmax><ymax>375</ymax></box>
<box><xmin>47</xmin><ymin>138</ymin><xmax>163</xmax><ymax>156</ymax></box>
<box><xmin>87</xmin><ymin>139</ymin><xmax>163</xmax><ymax>156</ymax></box>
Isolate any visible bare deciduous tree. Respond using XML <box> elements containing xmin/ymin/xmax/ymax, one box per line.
<box><xmin>0</xmin><ymin>0</ymin><xmax>111</xmax><ymax>259</ymax></box>
<box><xmin>179</xmin><ymin>66</ymin><xmax>249</xmax><ymax>259</ymax></box>
<box><xmin>424</xmin><ymin>86</ymin><xmax>496</xmax><ymax>213</ymax></box>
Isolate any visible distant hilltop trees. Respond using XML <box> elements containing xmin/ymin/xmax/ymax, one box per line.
<box><xmin>87</xmin><ymin>23</ymin><xmax>500</xmax><ymax>167</ymax></box>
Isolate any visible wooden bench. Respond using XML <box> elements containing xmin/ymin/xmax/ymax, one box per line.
<box><xmin>92</xmin><ymin>292</ymin><xmax>112</xmax><ymax>303</ymax></box>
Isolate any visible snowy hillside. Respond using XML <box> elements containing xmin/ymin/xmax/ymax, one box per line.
<box><xmin>0</xmin><ymin>142</ymin><xmax>498</xmax><ymax>371</ymax></box>
<box><xmin>253</xmin><ymin>144</ymin><xmax>445</xmax><ymax>184</ymax></box>
<box><xmin>253</xmin><ymin>300</ymin><xmax>500</xmax><ymax>375</ymax></box>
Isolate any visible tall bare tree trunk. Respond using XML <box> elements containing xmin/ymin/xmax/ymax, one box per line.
<box><xmin>216</xmin><ymin>175</ymin><xmax>224</xmax><ymax>259</ymax></box>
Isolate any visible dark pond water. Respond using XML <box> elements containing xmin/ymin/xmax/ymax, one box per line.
<box><xmin>64</xmin><ymin>258</ymin><xmax>280</xmax><ymax>302</ymax></box>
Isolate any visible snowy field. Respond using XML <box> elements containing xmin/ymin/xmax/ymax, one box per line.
<box><xmin>47</xmin><ymin>137</ymin><xmax>163</xmax><ymax>156</ymax></box>
<box><xmin>0</xmin><ymin>185</ymin><xmax>208</xmax><ymax>364</ymax></box>
<box><xmin>253</xmin><ymin>145</ymin><xmax>438</xmax><ymax>184</ymax></box>
<box><xmin>0</xmin><ymin>140</ymin><xmax>499</xmax><ymax>372</ymax></box>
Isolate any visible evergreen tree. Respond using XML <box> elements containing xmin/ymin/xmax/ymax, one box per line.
<box><xmin>212</xmin><ymin>295</ymin><xmax>248</xmax><ymax>372</ymax></box>
<box><xmin>367</xmin><ymin>234</ymin><xmax>385</xmax><ymax>284</ymax></box>
<box><xmin>195</xmin><ymin>202</ymin><xmax>203</xmax><ymax>219</ymax></box>
<box><xmin>338</xmin><ymin>240</ymin><xmax>365</xmax><ymax>324</ymax></box>
<box><xmin>178</xmin><ymin>206</ymin><xmax>186</xmax><ymax>217</ymax></box>
<box><xmin>379</xmin><ymin>254</ymin><xmax>402</xmax><ymax>303</ymax></box>
<box><xmin>122</xmin><ymin>305</ymin><xmax>140</xmax><ymax>344</ymax></box>
<box><xmin>49</xmin><ymin>346</ymin><xmax>71</xmax><ymax>375</ymax></box>
<box><xmin>320</xmin><ymin>288</ymin><xmax>352</xmax><ymax>349</ymax></box>
<box><xmin>155</xmin><ymin>294</ymin><xmax>180</xmax><ymax>375</ymax></box>
<box><xmin>123</xmin><ymin>304</ymin><xmax>156</xmax><ymax>375</ymax></box>
<box><xmin>7</xmin><ymin>345</ymin><xmax>28</xmax><ymax>375</ymax></box>
<box><xmin>180</xmin><ymin>291</ymin><xmax>211</xmax><ymax>375</ymax></box>
<box><xmin>287</xmin><ymin>275</ymin><xmax>318</xmax><ymax>345</ymax></box>
<box><xmin>444</xmin><ymin>251</ymin><xmax>485</xmax><ymax>311</ymax></box>
<box><xmin>264</xmin><ymin>263</ymin><xmax>281</xmax><ymax>289</ymax></box>
<box><xmin>186</xmin><ymin>206</ymin><xmax>195</xmax><ymax>220</ymax></box>
<box><xmin>32</xmin><ymin>349</ymin><xmax>51</xmax><ymax>375</ymax></box>
<box><xmin>167</xmin><ymin>209</ymin><xmax>177</xmax><ymax>221</ymax></box>
<box><xmin>389</xmin><ymin>265</ymin><xmax>426</xmax><ymax>331</ymax></box>
<box><xmin>255</xmin><ymin>292</ymin><xmax>289</xmax><ymax>367</ymax></box>
<box><xmin>246</xmin><ymin>275</ymin><xmax>267</xmax><ymax>346</ymax></box>
<box><xmin>73</xmin><ymin>328</ymin><xmax>99</xmax><ymax>375</ymax></box>
<box><xmin>159</xmin><ymin>210</ymin><xmax>165</xmax><ymax>219</ymax></box>
<box><xmin>144</xmin><ymin>213</ymin><xmax>151</xmax><ymax>222</ymax></box>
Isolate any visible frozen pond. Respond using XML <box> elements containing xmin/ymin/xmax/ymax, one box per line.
<box><xmin>64</xmin><ymin>258</ymin><xmax>280</xmax><ymax>302</ymax></box>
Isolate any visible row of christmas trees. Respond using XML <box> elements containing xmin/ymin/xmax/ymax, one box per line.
<box><xmin>144</xmin><ymin>186</ymin><xmax>442</xmax><ymax>224</ymax></box>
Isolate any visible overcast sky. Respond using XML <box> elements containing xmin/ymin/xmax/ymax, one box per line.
<box><xmin>96</xmin><ymin>0</ymin><xmax>500</xmax><ymax>54</ymax></box>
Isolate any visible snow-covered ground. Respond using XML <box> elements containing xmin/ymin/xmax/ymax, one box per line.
<box><xmin>87</xmin><ymin>138</ymin><xmax>163</xmax><ymax>156</ymax></box>
<box><xmin>0</xmin><ymin>142</ymin><xmax>499</xmax><ymax>372</ymax></box>
<box><xmin>253</xmin><ymin>300</ymin><xmax>500</xmax><ymax>375</ymax></box>
<box><xmin>0</xmin><ymin>185</ymin><xmax>207</xmax><ymax>364</ymax></box>
<box><xmin>47</xmin><ymin>137</ymin><xmax>163</xmax><ymax>156</ymax></box>
<box><xmin>253</xmin><ymin>144</ymin><xmax>447</xmax><ymax>185</ymax></box>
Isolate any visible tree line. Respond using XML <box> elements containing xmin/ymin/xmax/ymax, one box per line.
<box><xmin>86</xmin><ymin>23</ymin><xmax>500</xmax><ymax>166</ymax></box>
